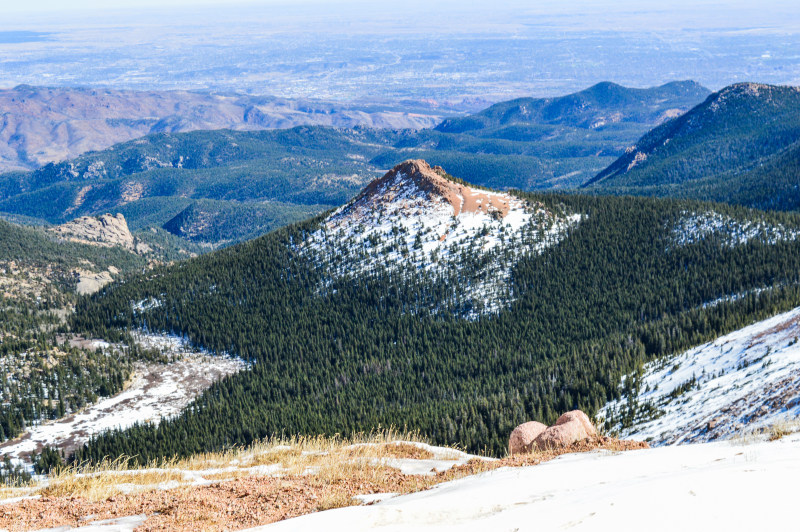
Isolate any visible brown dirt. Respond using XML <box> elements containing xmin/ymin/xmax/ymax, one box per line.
<box><xmin>441</xmin><ymin>436</ymin><xmax>649</xmax><ymax>478</ymax></box>
<box><xmin>0</xmin><ymin>436</ymin><xmax>645</xmax><ymax>531</ymax></box>
<box><xmin>0</xmin><ymin>469</ymin><xmax>427</xmax><ymax>531</ymax></box>
<box><xmin>350</xmin><ymin>160</ymin><xmax>516</xmax><ymax>220</ymax></box>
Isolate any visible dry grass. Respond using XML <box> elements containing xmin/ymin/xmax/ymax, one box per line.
<box><xmin>766</xmin><ymin>419</ymin><xmax>800</xmax><ymax>441</ymax></box>
<box><xmin>730</xmin><ymin>418</ymin><xmax>800</xmax><ymax>445</ymax></box>
<box><xmin>3</xmin><ymin>429</ymin><xmax>443</xmax><ymax>504</ymax></box>
<box><xmin>40</xmin><ymin>457</ymin><xmax>188</xmax><ymax>501</ymax></box>
<box><xmin>0</xmin><ymin>432</ymin><xmax>647</xmax><ymax>531</ymax></box>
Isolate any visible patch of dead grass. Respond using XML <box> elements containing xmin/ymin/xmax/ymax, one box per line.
<box><xmin>0</xmin><ymin>433</ymin><xmax>646</xmax><ymax>532</ymax></box>
<box><xmin>729</xmin><ymin>418</ymin><xmax>800</xmax><ymax>445</ymax></box>
<box><xmin>39</xmin><ymin>457</ymin><xmax>186</xmax><ymax>501</ymax></box>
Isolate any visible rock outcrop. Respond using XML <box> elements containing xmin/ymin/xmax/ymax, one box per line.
<box><xmin>50</xmin><ymin>213</ymin><xmax>150</xmax><ymax>253</ymax></box>
<box><xmin>509</xmin><ymin>410</ymin><xmax>598</xmax><ymax>454</ymax></box>
<box><xmin>75</xmin><ymin>269</ymin><xmax>114</xmax><ymax>296</ymax></box>
<box><xmin>508</xmin><ymin>421</ymin><xmax>548</xmax><ymax>455</ymax></box>
<box><xmin>350</xmin><ymin>159</ymin><xmax>515</xmax><ymax>220</ymax></box>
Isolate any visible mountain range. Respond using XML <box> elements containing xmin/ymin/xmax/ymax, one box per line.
<box><xmin>435</xmin><ymin>80</ymin><xmax>709</xmax><ymax>134</ymax></box>
<box><xmin>68</xmin><ymin>159</ymin><xmax>800</xmax><ymax>461</ymax></box>
<box><xmin>0</xmin><ymin>81</ymin><xmax>711</xmax><ymax>246</ymax></box>
<box><xmin>4</xmin><ymin>78</ymin><xmax>800</xmax><ymax>466</ymax></box>
<box><xmin>0</xmin><ymin>85</ymin><xmax>443</xmax><ymax>173</ymax></box>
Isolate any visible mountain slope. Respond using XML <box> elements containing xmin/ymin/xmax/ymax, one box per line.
<box><xmin>435</xmin><ymin>81</ymin><xmax>709</xmax><ymax>134</ymax></box>
<box><xmin>0</xmin><ymin>85</ymin><xmax>442</xmax><ymax>173</ymax></box>
<box><xmin>162</xmin><ymin>199</ymin><xmax>325</xmax><ymax>247</ymax></box>
<box><xmin>301</xmin><ymin>160</ymin><xmax>579</xmax><ymax>316</ymax></box>
<box><xmin>67</xmin><ymin>160</ymin><xmax>800</xmax><ymax>462</ymax></box>
<box><xmin>602</xmin><ymin>305</ymin><xmax>800</xmax><ymax>445</ymax></box>
<box><xmin>585</xmin><ymin>83</ymin><xmax>800</xmax><ymax>210</ymax></box>
<box><xmin>259</xmin><ymin>434</ymin><xmax>800</xmax><ymax>532</ymax></box>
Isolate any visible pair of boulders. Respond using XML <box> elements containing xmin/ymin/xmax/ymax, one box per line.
<box><xmin>508</xmin><ymin>410</ymin><xmax>597</xmax><ymax>455</ymax></box>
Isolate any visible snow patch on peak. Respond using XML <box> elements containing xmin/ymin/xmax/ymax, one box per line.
<box><xmin>298</xmin><ymin>160</ymin><xmax>581</xmax><ymax>318</ymax></box>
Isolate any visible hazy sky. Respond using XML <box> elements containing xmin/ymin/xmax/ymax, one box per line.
<box><xmin>5</xmin><ymin>0</ymin><xmax>252</xmax><ymax>12</ymax></box>
<box><xmin>7</xmin><ymin>0</ymin><xmax>800</xmax><ymax>32</ymax></box>
<box><xmin>7</xmin><ymin>0</ymin><xmax>800</xmax><ymax>15</ymax></box>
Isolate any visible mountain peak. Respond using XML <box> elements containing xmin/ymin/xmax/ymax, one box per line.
<box><xmin>302</xmin><ymin>160</ymin><xmax>581</xmax><ymax>317</ymax></box>
<box><xmin>585</xmin><ymin>81</ymin><xmax>800</xmax><ymax>190</ymax></box>
<box><xmin>347</xmin><ymin>159</ymin><xmax>515</xmax><ymax>221</ymax></box>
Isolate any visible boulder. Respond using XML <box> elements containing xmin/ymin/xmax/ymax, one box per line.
<box><xmin>532</xmin><ymin>410</ymin><xmax>597</xmax><ymax>451</ymax></box>
<box><xmin>508</xmin><ymin>421</ymin><xmax>548</xmax><ymax>455</ymax></box>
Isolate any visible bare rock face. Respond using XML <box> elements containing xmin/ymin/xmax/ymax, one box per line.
<box><xmin>349</xmin><ymin>159</ymin><xmax>516</xmax><ymax>220</ymax></box>
<box><xmin>75</xmin><ymin>269</ymin><xmax>114</xmax><ymax>296</ymax></box>
<box><xmin>508</xmin><ymin>421</ymin><xmax>548</xmax><ymax>455</ymax></box>
<box><xmin>533</xmin><ymin>410</ymin><xmax>597</xmax><ymax>451</ymax></box>
<box><xmin>50</xmin><ymin>213</ymin><xmax>137</xmax><ymax>251</ymax></box>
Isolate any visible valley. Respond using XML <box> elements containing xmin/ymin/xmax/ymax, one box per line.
<box><xmin>0</xmin><ymin>333</ymin><xmax>245</xmax><ymax>463</ymax></box>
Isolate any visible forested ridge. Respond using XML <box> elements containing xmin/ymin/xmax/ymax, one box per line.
<box><xmin>68</xmin><ymin>189</ymin><xmax>800</xmax><ymax>461</ymax></box>
<box><xmin>586</xmin><ymin>83</ymin><xmax>800</xmax><ymax>212</ymax></box>
<box><xmin>0</xmin><ymin>216</ymin><xmax>205</xmax><ymax>445</ymax></box>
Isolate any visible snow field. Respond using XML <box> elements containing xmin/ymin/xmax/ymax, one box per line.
<box><xmin>601</xmin><ymin>306</ymin><xmax>800</xmax><ymax>445</ymax></box>
<box><xmin>253</xmin><ymin>434</ymin><xmax>800</xmax><ymax>531</ymax></box>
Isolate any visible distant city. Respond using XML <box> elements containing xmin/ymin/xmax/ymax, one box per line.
<box><xmin>2</xmin><ymin>1</ymin><xmax>800</xmax><ymax>111</ymax></box>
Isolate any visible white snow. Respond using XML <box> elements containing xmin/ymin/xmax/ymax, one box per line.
<box><xmin>23</xmin><ymin>515</ymin><xmax>147</xmax><ymax>532</ymax></box>
<box><xmin>671</xmin><ymin>210</ymin><xmax>799</xmax><ymax>248</ymax></box>
<box><xmin>349</xmin><ymin>441</ymin><xmax>494</xmax><ymax>475</ymax></box>
<box><xmin>353</xmin><ymin>493</ymin><xmax>399</xmax><ymax>505</ymax></box>
<box><xmin>300</xmin><ymin>168</ymin><xmax>580</xmax><ymax>317</ymax></box>
<box><xmin>0</xmin><ymin>333</ymin><xmax>245</xmax><ymax>462</ymax></box>
<box><xmin>601</xmin><ymin>306</ymin><xmax>800</xmax><ymax>445</ymax></box>
<box><xmin>250</xmin><ymin>434</ymin><xmax>800</xmax><ymax>531</ymax></box>
<box><xmin>131</xmin><ymin>297</ymin><xmax>162</xmax><ymax>313</ymax></box>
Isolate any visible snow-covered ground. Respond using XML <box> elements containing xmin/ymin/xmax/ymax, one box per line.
<box><xmin>671</xmin><ymin>210</ymin><xmax>799</xmax><ymax>248</ymax></box>
<box><xmin>24</xmin><ymin>515</ymin><xmax>146</xmax><ymax>532</ymax></box>
<box><xmin>0</xmin><ymin>333</ymin><xmax>245</xmax><ymax>461</ymax></box>
<box><xmin>601</xmin><ymin>306</ymin><xmax>800</xmax><ymax>445</ymax></box>
<box><xmin>253</xmin><ymin>434</ymin><xmax>800</xmax><ymax>531</ymax></box>
<box><xmin>300</xmin><ymin>161</ymin><xmax>580</xmax><ymax>317</ymax></box>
